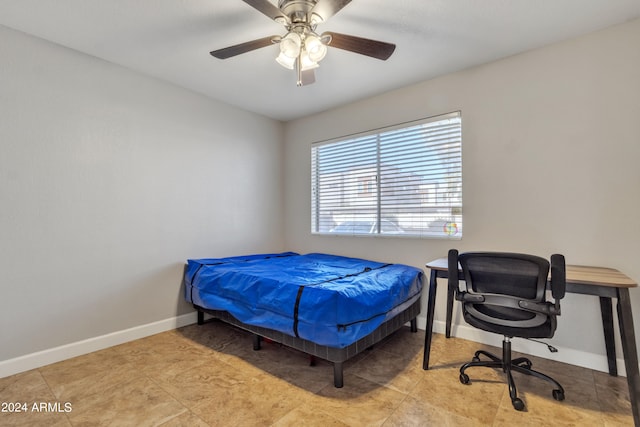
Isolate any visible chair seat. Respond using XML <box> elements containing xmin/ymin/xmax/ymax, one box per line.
<box><xmin>463</xmin><ymin>311</ymin><xmax>556</xmax><ymax>339</ymax></box>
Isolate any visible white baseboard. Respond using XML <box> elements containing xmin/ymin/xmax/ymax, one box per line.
<box><xmin>0</xmin><ymin>312</ymin><xmax>198</xmax><ymax>379</ymax></box>
<box><xmin>415</xmin><ymin>316</ymin><xmax>628</xmax><ymax>377</ymax></box>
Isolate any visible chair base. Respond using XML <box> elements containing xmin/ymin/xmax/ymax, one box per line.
<box><xmin>459</xmin><ymin>338</ymin><xmax>565</xmax><ymax>411</ymax></box>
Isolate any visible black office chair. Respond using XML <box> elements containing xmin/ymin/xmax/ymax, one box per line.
<box><xmin>449</xmin><ymin>249</ymin><xmax>566</xmax><ymax>411</ymax></box>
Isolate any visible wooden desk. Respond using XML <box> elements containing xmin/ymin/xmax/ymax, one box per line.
<box><xmin>422</xmin><ymin>257</ymin><xmax>639</xmax><ymax>426</ymax></box>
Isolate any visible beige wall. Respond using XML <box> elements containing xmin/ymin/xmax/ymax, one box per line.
<box><xmin>283</xmin><ymin>19</ymin><xmax>640</xmax><ymax>372</ymax></box>
<box><xmin>0</xmin><ymin>25</ymin><xmax>284</xmax><ymax>365</ymax></box>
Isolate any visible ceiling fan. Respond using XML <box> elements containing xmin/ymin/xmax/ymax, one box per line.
<box><xmin>210</xmin><ymin>0</ymin><xmax>396</xmax><ymax>86</ymax></box>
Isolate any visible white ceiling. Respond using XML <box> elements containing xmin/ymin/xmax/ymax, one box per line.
<box><xmin>1</xmin><ymin>1</ymin><xmax>639</xmax><ymax>121</ymax></box>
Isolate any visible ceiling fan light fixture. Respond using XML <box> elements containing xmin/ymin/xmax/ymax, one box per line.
<box><xmin>276</xmin><ymin>51</ymin><xmax>296</xmax><ymax>69</ymax></box>
<box><xmin>299</xmin><ymin>51</ymin><xmax>319</xmax><ymax>71</ymax></box>
<box><xmin>304</xmin><ymin>34</ymin><xmax>327</xmax><ymax>62</ymax></box>
<box><xmin>210</xmin><ymin>0</ymin><xmax>395</xmax><ymax>86</ymax></box>
<box><xmin>280</xmin><ymin>32</ymin><xmax>302</xmax><ymax>59</ymax></box>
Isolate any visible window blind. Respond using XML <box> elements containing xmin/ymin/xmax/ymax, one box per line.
<box><xmin>311</xmin><ymin>111</ymin><xmax>462</xmax><ymax>238</ymax></box>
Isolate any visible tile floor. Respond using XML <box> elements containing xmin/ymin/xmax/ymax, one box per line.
<box><xmin>0</xmin><ymin>320</ymin><xmax>633</xmax><ymax>426</ymax></box>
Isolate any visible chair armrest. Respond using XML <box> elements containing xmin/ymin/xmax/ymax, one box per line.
<box><xmin>551</xmin><ymin>254</ymin><xmax>566</xmax><ymax>300</ymax></box>
<box><xmin>519</xmin><ymin>300</ymin><xmax>561</xmax><ymax>316</ymax></box>
<box><xmin>456</xmin><ymin>291</ymin><xmax>484</xmax><ymax>303</ymax></box>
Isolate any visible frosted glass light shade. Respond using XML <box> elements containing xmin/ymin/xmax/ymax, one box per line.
<box><xmin>300</xmin><ymin>51</ymin><xmax>319</xmax><ymax>71</ymax></box>
<box><xmin>305</xmin><ymin>34</ymin><xmax>327</xmax><ymax>62</ymax></box>
<box><xmin>280</xmin><ymin>32</ymin><xmax>301</xmax><ymax>58</ymax></box>
<box><xmin>276</xmin><ymin>51</ymin><xmax>296</xmax><ymax>69</ymax></box>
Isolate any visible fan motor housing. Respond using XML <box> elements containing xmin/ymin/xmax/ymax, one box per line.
<box><xmin>278</xmin><ymin>0</ymin><xmax>318</xmax><ymax>20</ymax></box>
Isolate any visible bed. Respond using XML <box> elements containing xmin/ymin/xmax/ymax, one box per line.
<box><xmin>183</xmin><ymin>252</ymin><xmax>423</xmax><ymax>387</ymax></box>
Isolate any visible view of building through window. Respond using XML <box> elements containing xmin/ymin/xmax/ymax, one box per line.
<box><xmin>311</xmin><ymin>112</ymin><xmax>462</xmax><ymax>238</ymax></box>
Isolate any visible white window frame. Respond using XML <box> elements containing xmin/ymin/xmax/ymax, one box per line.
<box><xmin>311</xmin><ymin>111</ymin><xmax>462</xmax><ymax>238</ymax></box>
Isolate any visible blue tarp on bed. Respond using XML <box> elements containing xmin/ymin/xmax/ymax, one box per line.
<box><xmin>184</xmin><ymin>252</ymin><xmax>423</xmax><ymax>348</ymax></box>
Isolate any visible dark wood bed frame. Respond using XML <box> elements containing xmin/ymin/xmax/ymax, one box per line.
<box><xmin>194</xmin><ymin>298</ymin><xmax>420</xmax><ymax>388</ymax></box>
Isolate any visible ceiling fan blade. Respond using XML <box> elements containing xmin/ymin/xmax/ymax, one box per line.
<box><xmin>242</xmin><ymin>0</ymin><xmax>290</xmax><ymax>24</ymax></box>
<box><xmin>210</xmin><ymin>36</ymin><xmax>278</xmax><ymax>59</ymax></box>
<box><xmin>323</xmin><ymin>31</ymin><xmax>396</xmax><ymax>60</ymax></box>
<box><xmin>310</xmin><ymin>0</ymin><xmax>352</xmax><ymax>23</ymax></box>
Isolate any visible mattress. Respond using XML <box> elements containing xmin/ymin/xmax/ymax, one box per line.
<box><xmin>184</xmin><ymin>252</ymin><xmax>423</xmax><ymax>348</ymax></box>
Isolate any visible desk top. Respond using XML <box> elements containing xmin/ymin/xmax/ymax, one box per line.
<box><xmin>426</xmin><ymin>258</ymin><xmax>637</xmax><ymax>289</ymax></box>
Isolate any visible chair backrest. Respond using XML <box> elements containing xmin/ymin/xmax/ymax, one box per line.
<box><xmin>449</xmin><ymin>250</ymin><xmax>565</xmax><ymax>337</ymax></box>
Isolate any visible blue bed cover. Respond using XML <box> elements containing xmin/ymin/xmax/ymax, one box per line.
<box><xmin>185</xmin><ymin>252</ymin><xmax>423</xmax><ymax>348</ymax></box>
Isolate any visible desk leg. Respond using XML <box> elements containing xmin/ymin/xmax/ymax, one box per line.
<box><xmin>617</xmin><ymin>288</ymin><xmax>640</xmax><ymax>426</ymax></box>
<box><xmin>446</xmin><ymin>281</ymin><xmax>455</xmax><ymax>338</ymax></box>
<box><xmin>600</xmin><ymin>296</ymin><xmax>618</xmax><ymax>376</ymax></box>
<box><xmin>422</xmin><ymin>269</ymin><xmax>438</xmax><ymax>370</ymax></box>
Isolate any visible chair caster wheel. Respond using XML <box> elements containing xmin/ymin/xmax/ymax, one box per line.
<box><xmin>512</xmin><ymin>398</ymin><xmax>525</xmax><ymax>411</ymax></box>
<box><xmin>552</xmin><ymin>389</ymin><xmax>565</xmax><ymax>401</ymax></box>
<box><xmin>459</xmin><ymin>373</ymin><xmax>470</xmax><ymax>384</ymax></box>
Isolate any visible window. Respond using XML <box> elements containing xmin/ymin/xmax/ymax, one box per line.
<box><xmin>311</xmin><ymin>111</ymin><xmax>462</xmax><ymax>238</ymax></box>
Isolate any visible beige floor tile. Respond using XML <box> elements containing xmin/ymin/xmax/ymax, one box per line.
<box><xmin>492</xmin><ymin>372</ymin><xmax>605</xmax><ymax>427</ymax></box>
<box><xmin>427</xmin><ymin>334</ymin><xmax>501</xmax><ymax>370</ymax></box>
<box><xmin>308</xmin><ymin>374</ymin><xmax>408</xmax><ymax>426</ymax></box>
<box><xmin>0</xmin><ymin>370</ymin><xmax>72</xmax><ymax>427</ymax></box>
<box><xmin>0</xmin><ymin>371</ymin><xmax>29</xmax><ymax>393</ymax></box>
<box><xmin>413</xmin><ymin>364</ymin><xmax>505</xmax><ymax>425</ymax></box>
<box><xmin>153</xmin><ymin>356</ymin><xmax>251</xmax><ymax>408</ymax></box>
<box><xmin>376</xmin><ymin>327</ymin><xmax>424</xmax><ymax>358</ymax></box>
<box><xmin>593</xmin><ymin>370</ymin><xmax>634</xmax><ymax>426</ymax></box>
<box><xmin>0</xmin><ymin>370</ymin><xmax>56</xmax><ymax>401</ymax></box>
<box><xmin>178</xmin><ymin>322</ymin><xmax>291</xmax><ymax>378</ymax></box>
<box><xmin>176</xmin><ymin>321</ymin><xmax>256</xmax><ymax>357</ymax></box>
<box><xmin>180</xmin><ymin>321</ymin><xmax>348</xmax><ymax>391</ymax></box>
<box><xmin>39</xmin><ymin>347</ymin><xmax>139</xmax><ymax>403</ymax></box>
<box><xmin>251</xmin><ymin>347</ymin><xmax>336</xmax><ymax>392</ymax></box>
<box><xmin>516</xmin><ymin>351</ymin><xmax>600</xmax><ymax>388</ymax></box>
<box><xmin>66</xmin><ymin>375</ymin><xmax>187</xmax><ymax>426</ymax></box>
<box><xmin>189</xmin><ymin>374</ymin><xmax>311</xmax><ymax>427</ymax></box>
<box><xmin>157</xmin><ymin>409</ymin><xmax>210</xmax><ymax>426</ymax></box>
<box><xmin>348</xmin><ymin>348</ymin><xmax>424</xmax><ymax>394</ymax></box>
<box><xmin>0</xmin><ymin>410</ymin><xmax>72</xmax><ymax>427</ymax></box>
<box><xmin>382</xmin><ymin>394</ymin><xmax>488</xmax><ymax>427</ymax></box>
<box><xmin>114</xmin><ymin>331</ymin><xmax>217</xmax><ymax>382</ymax></box>
<box><xmin>271</xmin><ymin>404</ymin><xmax>351</xmax><ymax>427</ymax></box>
